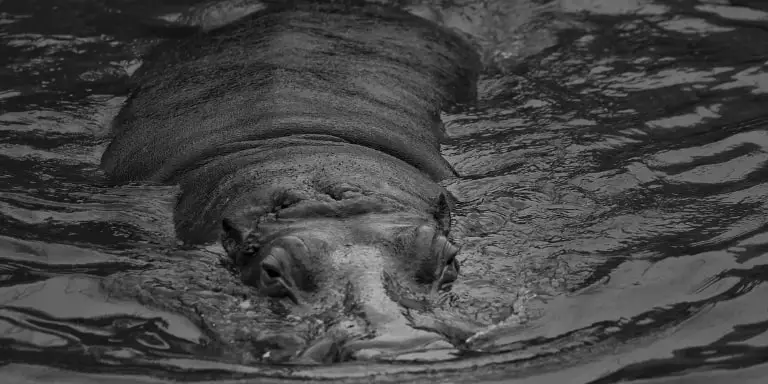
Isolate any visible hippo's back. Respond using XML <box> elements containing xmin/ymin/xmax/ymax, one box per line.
<box><xmin>101</xmin><ymin>2</ymin><xmax>480</xmax><ymax>186</ymax></box>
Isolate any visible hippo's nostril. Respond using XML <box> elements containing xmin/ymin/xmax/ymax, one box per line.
<box><xmin>439</xmin><ymin>275</ymin><xmax>455</xmax><ymax>292</ymax></box>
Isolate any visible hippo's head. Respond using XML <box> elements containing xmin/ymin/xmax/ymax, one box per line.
<box><xmin>219</xmin><ymin>189</ymin><xmax>462</xmax><ymax>362</ymax></box>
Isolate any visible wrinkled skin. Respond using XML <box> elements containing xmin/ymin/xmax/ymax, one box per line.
<box><xmin>101</xmin><ymin>1</ymin><xmax>480</xmax><ymax>362</ymax></box>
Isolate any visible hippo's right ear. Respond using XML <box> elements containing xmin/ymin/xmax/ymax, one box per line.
<box><xmin>432</xmin><ymin>193</ymin><xmax>453</xmax><ymax>234</ymax></box>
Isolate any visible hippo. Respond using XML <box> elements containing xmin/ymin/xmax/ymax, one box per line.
<box><xmin>101</xmin><ymin>1</ymin><xmax>481</xmax><ymax>361</ymax></box>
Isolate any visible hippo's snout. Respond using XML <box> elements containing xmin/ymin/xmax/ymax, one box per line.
<box><xmin>221</xmin><ymin>212</ymin><xmax>465</xmax><ymax>362</ymax></box>
<box><xmin>312</xmin><ymin>244</ymin><xmax>454</xmax><ymax>361</ymax></box>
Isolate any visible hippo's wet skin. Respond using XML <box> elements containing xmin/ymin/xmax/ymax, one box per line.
<box><xmin>101</xmin><ymin>1</ymin><xmax>480</xmax><ymax>362</ymax></box>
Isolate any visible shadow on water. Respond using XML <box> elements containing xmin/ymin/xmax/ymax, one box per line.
<box><xmin>1</xmin><ymin>0</ymin><xmax>768</xmax><ymax>382</ymax></box>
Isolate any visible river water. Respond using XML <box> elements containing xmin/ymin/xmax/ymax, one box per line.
<box><xmin>1</xmin><ymin>0</ymin><xmax>768</xmax><ymax>383</ymax></box>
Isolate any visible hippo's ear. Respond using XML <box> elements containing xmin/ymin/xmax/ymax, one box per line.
<box><xmin>432</xmin><ymin>193</ymin><xmax>452</xmax><ymax>234</ymax></box>
<box><xmin>221</xmin><ymin>218</ymin><xmax>246</xmax><ymax>256</ymax></box>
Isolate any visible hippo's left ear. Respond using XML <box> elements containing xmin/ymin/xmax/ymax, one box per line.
<box><xmin>431</xmin><ymin>193</ymin><xmax>453</xmax><ymax>234</ymax></box>
<box><xmin>221</xmin><ymin>217</ymin><xmax>247</xmax><ymax>257</ymax></box>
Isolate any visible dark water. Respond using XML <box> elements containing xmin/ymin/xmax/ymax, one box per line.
<box><xmin>1</xmin><ymin>0</ymin><xmax>768</xmax><ymax>382</ymax></box>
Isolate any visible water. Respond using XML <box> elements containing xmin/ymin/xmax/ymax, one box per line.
<box><xmin>1</xmin><ymin>0</ymin><xmax>767</xmax><ymax>382</ymax></box>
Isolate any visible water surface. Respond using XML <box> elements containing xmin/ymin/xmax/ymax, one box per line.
<box><xmin>1</xmin><ymin>0</ymin><xmax>768</xmax><ymax>382</ymax></box>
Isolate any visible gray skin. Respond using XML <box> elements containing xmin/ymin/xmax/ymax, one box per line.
<box><xmin>101</xmin><ymin>1</ymin><xmax>480</xmax><ymax>362</ymax></box>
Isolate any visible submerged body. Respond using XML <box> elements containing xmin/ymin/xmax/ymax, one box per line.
<box><xmin>101</xmin><ymin>1</ymin><xmax>480</xmax><ymax>362</ymax></box>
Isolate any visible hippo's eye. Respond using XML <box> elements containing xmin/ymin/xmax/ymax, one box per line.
<box><xmin>260</xmin><ymin>252</ymin><xmax>288</xmax><ymax>285</ymax></box>
<box><xmin>261</xmin><ymin>257</ymin><xmax>282</xmax><ymax>280</ymax></box>
<box><xmin>258</xmin><ymin>250</ymin><xmax>302</xmax><ymax>305</ymax></box>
